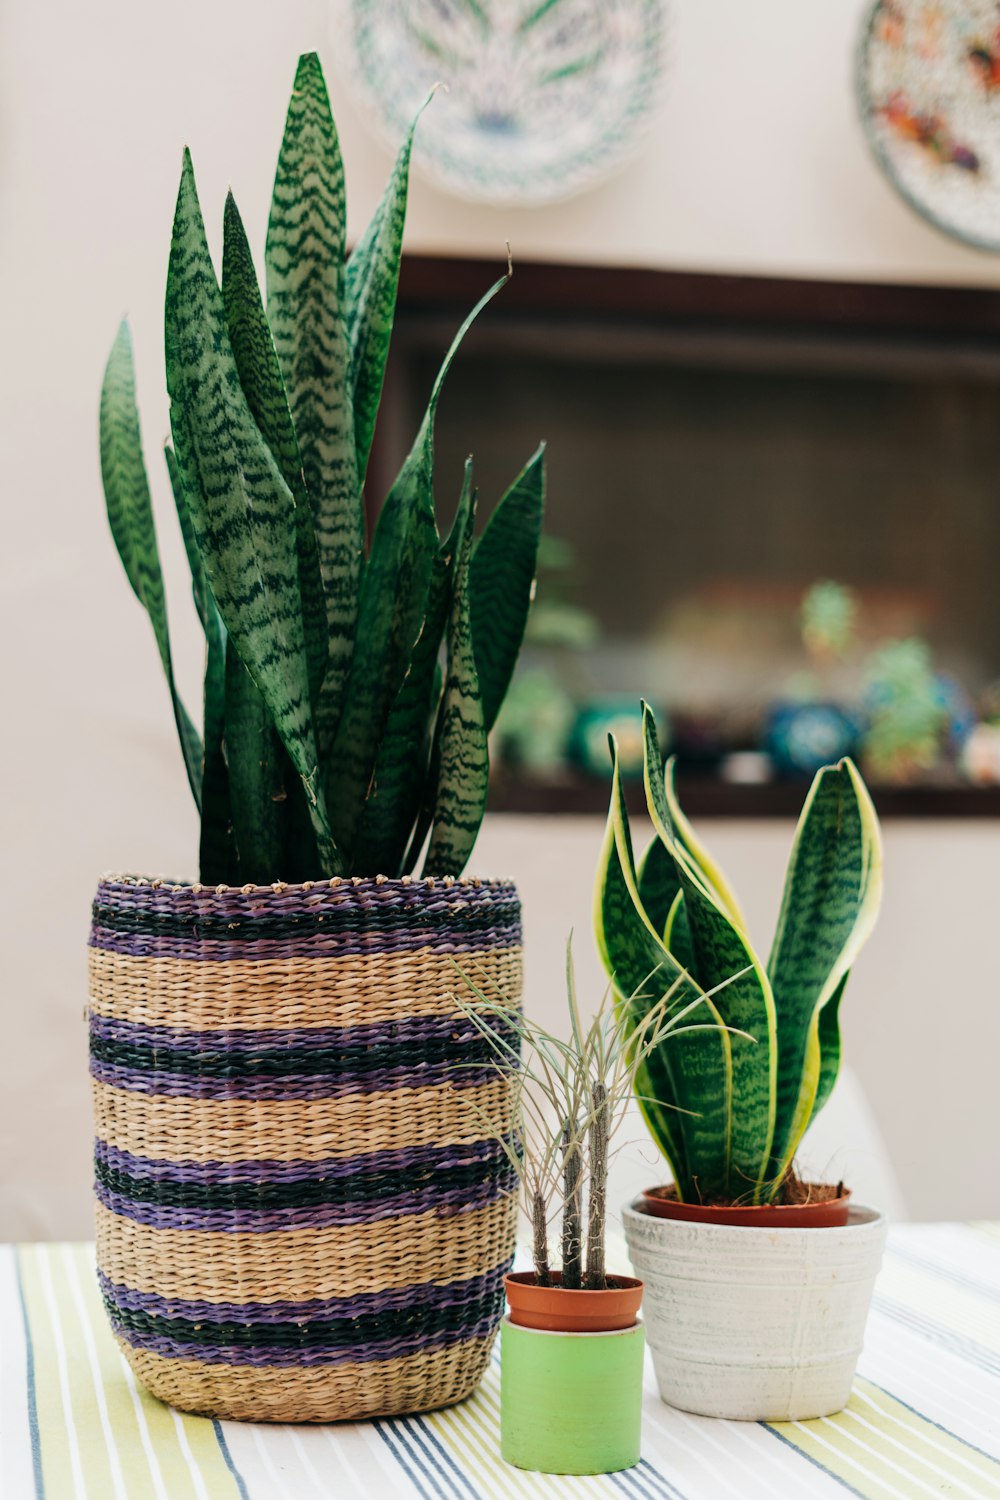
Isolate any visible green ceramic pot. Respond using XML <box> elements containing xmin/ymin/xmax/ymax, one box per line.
<box><xmin>500</xmin><ymin>1318</ymin><xmax>645</xmax><ymax>1474</ymax></box>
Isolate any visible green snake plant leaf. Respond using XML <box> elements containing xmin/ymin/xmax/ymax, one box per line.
<box><xmin>345</xmin><ymin>110</ymin><xmax>424</xmax><ymax>482</ymax></box>
<box><xmin>469</xmin><ymin>443</ymin><xmax>546</xmax><ymax>733</ymax></box>
<box><xmin>165</xmin><ymin>148</ymin><xmax>341</xmax><ymax>876</ymax></box>
<box><xmin>100</xmin><ymin>322</ymin><xmax>202</xmax><ymax>807</ymax></box>
<box><xmin>663</xmin><ymin>889</ymin><xmax>696</xmax><ymax>975</ymax></box>
<box><xmin>354</xmin><ymin>462</ymin><xmax>471</xmax><ymax>876</ymax></box>
<box><xmin>766</xmin><ymin>758</ymin><xmax>883</xmax><ymax>1183</ymax></box>
<box><xmin>422</xmin><ymin>484</ymin><xmax>489</xmax><ymax>878</ymax></box>
<box><xmin>266</xmin><ymin>51</ymin><xmax>361</xmax><ymax>740</ymax></box>
<box><xmin>594</xmin><ymin>738</ymin><xmax>734</xmax><ymax>1203</ymax></box>
<box><xmin>642</xmin><ymin>705</ymin><xmax>778</xmax><ymax>1202</ymax></box>
<box><xmin>223</xmin><ymin>642</ymin><xmax>289</xmax><ymax>883</ymax></box>
<box><xmin>810</xmin><ymin>971</ymin><xmax>848</xmax><ymax>1128</ymax></box>
<box><xmin>221</xmin><ymin>191</ymin><xmax>328</xmax><ymax>724</ymax></box>
<box><xmin>326</xmin><ymin>268</ymin><xmax>511</xmax><ymax>864</ymax></box>
<box><xmin>165</xmin><ymin>443</ymin><xmax>235</xmax><ymax>882</ymax></box>
<box><xmin>644</xmin><ymin>730</ymin><xmax>748</xmax><ymax>933</ymax></box>
<box><xmin>637</xmin><ymin>836</ymin><xmax>681</xmax><ymax>937</ymax></box>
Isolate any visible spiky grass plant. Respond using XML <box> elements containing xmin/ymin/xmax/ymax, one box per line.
<box><xmin>452</xmin><ymin>942</ymin><xmax>748</xmax><ymax>1289</ymax></box>
<box><xmin>99</xmin><ymin>52</ymin><xmax>544</xmax><ymax>883</ymax></box>
<box><xmin>596</xmin><ymin>702</ymin><xmax>883</xmax><ymax>1207</ymax></box>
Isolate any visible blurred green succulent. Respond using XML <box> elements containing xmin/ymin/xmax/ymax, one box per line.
<box><xmin>801</xmin><ymin>581</ymin><xmax>858</xmax><ymax>663</ymax></box>
<box><xmin>862</xmin><ymin>638</ymin><xmax>948</xmax><ymax>784</ymax></box>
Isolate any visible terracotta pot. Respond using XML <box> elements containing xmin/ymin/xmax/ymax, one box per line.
<box><xmin>642</xmin><ymin>1184</ymin><xmax>852</xmax><ymax>1229</ymax></box>
<box><xmin>505</xmin><ymin>1271</ymin><xmax>643</xmax><ymax>1333</ymax></box>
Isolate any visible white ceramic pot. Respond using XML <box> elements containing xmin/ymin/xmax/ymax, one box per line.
<box><xmin>623</xmin><ymin>1199</ymin><xmax>887</xmax><ymax>1421</ymax></box>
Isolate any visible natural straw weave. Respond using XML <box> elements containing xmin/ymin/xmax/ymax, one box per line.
<box><xmin>88</xmin><ymin>873</ymin><xmax>522</xmax><ymax>1422</ymax></box>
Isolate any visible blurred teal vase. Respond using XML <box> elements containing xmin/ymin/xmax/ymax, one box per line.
<box><xmin>571</xmin><ymin>699</ymin><xmax>666</xmax><ymax>778</ymax></box>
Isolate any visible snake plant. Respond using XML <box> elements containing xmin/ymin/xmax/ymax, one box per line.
<box><xmin>594</xmin><ymin>703</ymin><xmax>883</xmax><ymax>1206</ymax></box>
<box><xmin>99</xmin><ymin>53</ymin><xmax>544</xmax><ymax>884</ymax></box>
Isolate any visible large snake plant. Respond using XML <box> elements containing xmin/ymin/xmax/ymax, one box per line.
<box><xmin>99</xmin><ymin>53</ymin><xmax>544</xmax><ymax>885</ymax></box>
<box><xmin>595</xmin><ymin>703</ymin><xmax>883</xmax><ymax>1206</ymax></box>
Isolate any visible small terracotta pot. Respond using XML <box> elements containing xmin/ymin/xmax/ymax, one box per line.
<box><xmin>505</xmin><ymin>1271</ymin><xmax>643</xmax><ymax>1333</ymax></box>
<box><xmin>642</xmin><ymin>1185</ymin><xmax>852</xmax><ymax>1229</ymax></box>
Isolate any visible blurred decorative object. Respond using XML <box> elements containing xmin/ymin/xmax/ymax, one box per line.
<box><xmin>493</xmin><ymin>667</ymin><xmax>576</xmax><ymax>773</ymax></box>
<box><xmin>570</xmin><ymin>697</ymin><xmax>660</xmax><ymax>778</ymax></box>
<box><xmin>960</xmin><ymin>720</ymin><xmax>1000</xmax><ymax>783</ymax></box>
<box><xmin>858</xmin><ymin>0</ymin><xmax>1000</xmax><ymax>250</ymax></box>
<box><xmin>340</xmin><ymin>0</ymin><xmax>666</xmax><ymax>205</ymax></box>
<box><xmin>764</xmin><ymin>702</ymin><xmax>860</xmax><ymax>779</ymax></box>
<box><xmin>763</xmin><ymin>582</ymin><xmax>861</xmax><ymax>778</ymax></box>
<box><xmin>718</xmin><ymin>750</ymin><xmax>773</xmax><ymax>785</ymax></box>
<box><xmin>494</xmin><ymin>533</ymin><xmax>601</xmax><ymax>774</ymax></box>
<box><xmin>862</xmin><ymin>637</ymin><xmax>951</xmax><ymax>783</ymax></box>
<box><xmin>801</xmin><ymin>580</ymin><xmax>859</xmax><ymax>662</ymax></box>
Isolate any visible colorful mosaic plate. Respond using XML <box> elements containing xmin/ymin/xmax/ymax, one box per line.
<box><xmin>858</xmin><ymin>0</ymin><xmax>1000</xmax><ymax>250</ymax></box>
<box><xmin>338</xmin><ymin>0</ymin><xmax>666</xmax><ymax>206</ymax></box>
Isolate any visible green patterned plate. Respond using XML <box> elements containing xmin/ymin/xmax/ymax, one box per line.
<box><xmin>338</xmin><ymin>0</ymin><xmax>666</xmax><ymax>206</ymax></box>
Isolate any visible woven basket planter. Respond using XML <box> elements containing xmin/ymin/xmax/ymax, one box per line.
<box><xmin>88</xmin><ymin>873</ymin><xmax>522</xmax><ymax>1423</ymax></box>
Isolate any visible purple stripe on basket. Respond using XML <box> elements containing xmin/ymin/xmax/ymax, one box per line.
<box><xmin>92</xmin><ymin>1137</ymin><xmax>504</xmax><ymax>1185</ymax></box>
<box><xmin>94</xmin><ymin>877</ymin><xmax>517</xmax><ymax>920</ymax></box>
<box><xmin>99</xmin><ymin>1264</ymin><xmax>505</xmax><ymax>1324</ymax></box>
<box><xmin>96</xmin><ymin>1174</ymin><xmax>515</xmax><ymax>1232</ymax></box>
<box><xmin>89</xmin><ymin>1057</ymin><xmax>494</xmax><ymax>1101</ymax></box>
<box><xmin>88</xmin><ymin>1011</ymin><xmax>487</xmax><ymax>1052</ymax></box>
<box><xmin>89</xmin><ymin>925</ymin><xmax>518</xmax><ymax>962</ymax></box>
<box><xmin>109</xmin><ymin>1314</ymin><xmax>499</xmax><ymax>1368</ymax></box>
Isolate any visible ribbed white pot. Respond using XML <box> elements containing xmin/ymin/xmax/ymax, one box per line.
<box><xmin>623</xmin><ymin>1200</ymin><xmax>887</xmax><ymax>1421</ymax></box>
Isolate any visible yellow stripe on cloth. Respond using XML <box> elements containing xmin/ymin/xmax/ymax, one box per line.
<box><xmin>17</xmin><ymin>1244</ymin><xmax>242</xmax><ymax>1500</ymax></box>
<box><xmin>767</xmin><ymin>1376</ymin><xmax>1000</xmax><ymax>1499</ymax></box>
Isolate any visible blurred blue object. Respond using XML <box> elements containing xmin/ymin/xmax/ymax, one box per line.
<box><xmin>764</xmin><ymin>702</ymin><xmax>860</xmax><ymax>779</ymax></box>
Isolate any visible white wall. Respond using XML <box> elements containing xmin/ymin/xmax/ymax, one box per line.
<box><xmin>2</xmin><ymin>0</ymin><xmax>1000</xmax><ymax>1240</ymax></box>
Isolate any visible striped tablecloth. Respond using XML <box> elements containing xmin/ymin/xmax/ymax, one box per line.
<box><xmin>1</xmin><ymin>1223</ymin><xmax>998</xmax><ymax>1498</ymax></box>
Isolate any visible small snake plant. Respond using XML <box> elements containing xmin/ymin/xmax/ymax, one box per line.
<box><xmin>99</xmin><ymin>53</ymin><xmax>544</xmax><ymax>884</ymax></box>
<box><xmin>595</xmin><ymin>703</ymin><xmax>883</xmax><ymax>1206</ymax></box>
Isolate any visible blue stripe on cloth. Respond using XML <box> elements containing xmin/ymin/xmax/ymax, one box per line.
<box><xmin>762</xmin><ymin>1421</ymin><xmax>868</xmax><ymax>1499</ymax></box>
<box><xmin>373</xmin><ymin>1418</ymin><xmax>438</xmax><ymax>1500</ymax></box>
<box><xmin>14</xmin><ymin>1250</ymin><xmax>44</xmax><ymax>1500</ymax></box>
<box><xmin>404</xmin><ymin>1417</ymin><xmax>480</xmax><ymax>1500</ymax></box>
<box><xmin>872</xmin><ymin>1294</ymin><xmax>1000</xmax><ymax>1378</ymax></box>
<box><xmin>211</xmin><ymin>1421</ymin><xmax>250</xmax><ymax>1500</ymax></box>
<box><xmin>885</xmin><ymin>1242</ymin><xmax>1000</xmax><ymax>1303</ymax></box>
<box><xmin>396</xmin><ymin>1418</ymin><xmax>473</xmax><ymax>1500</ymax></box>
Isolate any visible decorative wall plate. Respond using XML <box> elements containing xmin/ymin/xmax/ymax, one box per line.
<box><xmin>858</xmin><ymin>0</ymin><xmax>1000</xmax><ymax>250</ymax></box>
<box><xmin>338</xmin><ymin>0</ymin><xmax>666</xmax><ymax>206</ymax></box>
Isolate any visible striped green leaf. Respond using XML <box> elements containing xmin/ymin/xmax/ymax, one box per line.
<box><xmin>637</xmin><ymin>835</ymin><xmax>681</xmax><ymax>938</ymax></box>
<box><xmin>345</xmin><ymin>114</ymin><xmax>421</xmax><ymax>481</ymax></box>
<box><xmin>222</xmin><ymin>191</ymin><xmax>327</xmax><ymax>724</ymax></box>
<box><xmin>810</xmin><ymin>972</ymin><xmax>848</xmax><ymax>1128</ymax></box>
<box><xmin>165</xmin><ymin>148</ymin><xmax>341</xmax><ymax>877</ymax></box>
<box><xmin>266</xmin><ymin>51</ymin><xmax>361</xmax><ymax>740</ymax></box>
<box><xmin>469</xmin><ymin>443</ymin><xmax>546</xmax><ymax>732</ymax></box>
<box><xmin>354</xmin><ymin>463</ymin><xmax>471</xmax><ymax>876</ymax></box>
<box><xmin>642</xmin><ymin>705</ymin><xmax>777</xmax><ymax>1201</ymax></box>
<box><xmin>223</xmin><ymin>643</ymin><xmax>288</xmax><ymax>883</ymax></box>
<box><xmin>664</xmin><ymin>889</ymin><xmax>696</xmax><ymax>975</ymax></box>
<box><xmin>100</xmin><ymin>322</ymin><xmax>202</xmax><ymax>806</ymax></box>
<box><xmin>326</xmin><ymin>269</ymin><xmax>510</xmax><ymax>864</ymax></box>
<box><xmin>594</xmin><ymin>739</ymin><xmax>732</xmax><ymax>1202</ymax></box>
<box><xmin>766</xmin><ymin>758</ymin><xmax>883</xmax><ymax>1182</ymax></box>
<box><xmin>164</xmin><ymin>444</ymin><xmax>235</xmax><ymax>882</ymax></box>
<box><xmin>650</xmin><ymin>741</ymin><xmax>748</xmax><ymax>933</ymax></box>
<box><xmin>422</xmin><ymin>484</ymin><xmax>488</xmax><ymax>878</ymax></box>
